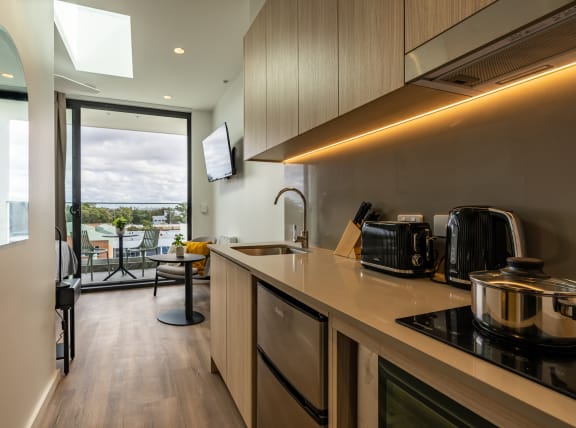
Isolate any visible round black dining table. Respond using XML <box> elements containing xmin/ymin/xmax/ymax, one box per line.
<box><xmin>147</xmin><ymin>253</ymin><xmax>206</xmax><ymax>326</ymax></box>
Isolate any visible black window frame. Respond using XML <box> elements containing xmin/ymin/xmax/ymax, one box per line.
<box><xmin>66</xmin><ymin>99</ymin><xmax>192</xmax><ymax>289</ymax></box>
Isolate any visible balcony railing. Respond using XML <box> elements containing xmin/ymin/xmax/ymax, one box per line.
<box><xmin>68</xmin><ymin>202</ymin><xmax>188</xmax><ymax>285</ymax></box>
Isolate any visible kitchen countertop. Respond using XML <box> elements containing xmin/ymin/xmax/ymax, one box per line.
<box><xmin>209</xmin><ymin>242</ymin><xmax>576</xmax><ymax>427</ymax></box>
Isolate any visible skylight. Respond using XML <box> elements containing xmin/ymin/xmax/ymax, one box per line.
<box><xmin>54</xmin><ymin>0</ymin><xmax>133</xmax><ymax>78</ymax></box>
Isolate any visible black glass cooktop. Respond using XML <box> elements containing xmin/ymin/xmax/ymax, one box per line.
<box><xmin>396</xmin><ymin>306</ymin><xmax>576</xmax><ymax>400</ymax></box>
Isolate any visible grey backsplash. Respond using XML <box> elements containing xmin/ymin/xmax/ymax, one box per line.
<box><xmin>283</xmin><ymin>67</ymin><xmax>576</xmax><ymax>278</ymax></box>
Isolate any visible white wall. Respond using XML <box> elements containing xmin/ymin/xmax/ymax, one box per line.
<box><xmin>250</xmin><ymin>0</ymin><xmax>265</xmax><ymax>20</ymax></box>
<box><xmin>212</xmin><ymin>71</ymin><xmax>285</xmax><ymax>242</ymax></box>
<box><xmin>0</xmin><ymin>1</ymin><xmax>57</xmax><ymax>427</ymax></box>
<box><xmin>191</xmin><ymin>110</ymin><xmax>214</xmax><ymax>237</ymax></box>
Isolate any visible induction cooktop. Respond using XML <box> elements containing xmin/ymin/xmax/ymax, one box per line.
<box><xmin>396</xmin><ymin>306</ymin><xmax>576</xmax><ymax>400</ymax></box>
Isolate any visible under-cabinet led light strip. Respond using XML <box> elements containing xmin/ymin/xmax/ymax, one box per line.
<box><xmin>284</xmin><ymin>61</ymin><xmax>576</xmax><ymax>163</ymax></box>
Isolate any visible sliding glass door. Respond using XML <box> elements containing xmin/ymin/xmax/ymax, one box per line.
<box><xmin>66</xmin><ymin>100</ymin><xmax>191</xmax><ymax>288</ymax></box>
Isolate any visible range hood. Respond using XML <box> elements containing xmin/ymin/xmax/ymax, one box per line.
<box><xmin>406</xmin><ymin>0</ymin><xmax>576</xmax><ymax>96</ymax></box>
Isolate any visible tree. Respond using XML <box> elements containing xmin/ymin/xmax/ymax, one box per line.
<box><xmin>173</xmin><ymin>202</ymin><xmax>188</xmax><ymax>223</ymax></box>
<box><xmin>131</xmin><ymin>207</ymin><xmax>151</xmax><ymax>225</ymax></box>
<box><xmin>81</xmin><ymin>204</ymin><xmax>112</xmax><ymax>224</ymax></box>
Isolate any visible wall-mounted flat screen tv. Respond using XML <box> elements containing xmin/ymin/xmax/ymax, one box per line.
<box><xmin>201</xmin><ymin>122</ymin><xmax>235</xmax><ymax>182</ymax></box>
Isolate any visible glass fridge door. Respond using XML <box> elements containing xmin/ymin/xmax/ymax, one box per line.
<box><xmin>378</xmin><ymin>357</ymin><xmax>496</xmax><ymax>428</ymax></box>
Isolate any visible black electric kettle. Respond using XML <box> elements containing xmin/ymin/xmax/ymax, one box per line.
<box><xmin>445</xmin><ymin>206</ymin><xmax>525</xmax><ymax>288</ymax></box>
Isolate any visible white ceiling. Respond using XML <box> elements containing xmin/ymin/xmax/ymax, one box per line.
<box><xmin>54</xmin><ymin>0</ymin><xmax>251</xmax><ymax>111</ymax></box>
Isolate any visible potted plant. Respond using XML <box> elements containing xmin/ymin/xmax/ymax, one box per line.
<box><xmin>112</xmin><ymin>216</ymin><xmax>128</xmax><ymax>235</ymax></box>
<box><xmin>172</xmin><ymin>233</ymin><xmax>186</xmax><ymax>257</ymax></box>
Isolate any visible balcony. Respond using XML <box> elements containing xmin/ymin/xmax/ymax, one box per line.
<box><xmin>70</xmin><ymin>202</ymin><xmax>188</xmax><ymax>287</ymax></box>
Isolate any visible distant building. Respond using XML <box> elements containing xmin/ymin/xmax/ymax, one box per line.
<box><xmin>152</xmin><ymin>215</ymin><xmax>167</xmax><ymax>225</ymax></box>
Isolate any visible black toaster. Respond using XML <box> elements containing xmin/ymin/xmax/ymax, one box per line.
<box><xmin>361</xmin><ymin>221</ymin><xmax>434</xmax><ymax>277</ymax></box>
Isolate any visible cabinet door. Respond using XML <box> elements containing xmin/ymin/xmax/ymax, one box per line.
<box><xmin>244</xmin><ymin>6</ymin><xmax>267</xmax><ymax>160</ymax></box>
<box><xmin>266</xmin><ymin>0</ymin><xmax>298</xmax><ymax>148</ymax></box>
<box><xmin>226</xmin><ymin>262</ymin><xmax>254</xmax><ymax>427</ymax></box>
<box><xmin>298</xmin><ymin>0</ymin><xmax>338</xmax><ymax>134</ymax></box>
<box><xmin>210</xmin><ymin>253</ymin><xmax>227</xmax><ymax>379</ymax></box>
<box><xmin>405</xmin><ymin>0</ymin><xmax>496</xmax><ymax>52</ymax></box>
<box><xmin>338</xmin><ymin>0</ymin><xmax>404</xmax><ymax>115</ymax></box>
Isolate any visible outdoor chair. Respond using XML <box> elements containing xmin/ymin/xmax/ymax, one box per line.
<box><xmin>81</xmin><ymin>230</ymin><xmax>110</xmax><ymax>281</ymax></box>
<box><xmin>133</xmin><ymin>228</ymin><xmax>160</xmax><ymax>276</ymax></box>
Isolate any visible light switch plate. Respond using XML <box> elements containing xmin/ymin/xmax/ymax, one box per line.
<box><xmin>433</xmin><ymin>214</ymin><xmax>449</xmax><ymax>237</ymax></box>
<box><xmin>397</xmin><ymin>213</ymin><xmax>424</xmax><ymax>222</ymax></box>
<box><xmin>200</xmin><ymin>203</ymin><xmax>209</xmax><ymax>214</ymax></box>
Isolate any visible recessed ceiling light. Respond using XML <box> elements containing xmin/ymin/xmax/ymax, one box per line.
<box><xmin>174</xmin><ymin>48</ymin><xmax>185</xmax><ymax>55</ymax></box>
<box><xmin>2</xmin><ymin>73</ymin><xmax>14</xmax><ymax>79</ymax></box>
<box><xmin>163</xmin><ymin>95</ymin><xmax>172</xmax><ymax>100</ymax></box>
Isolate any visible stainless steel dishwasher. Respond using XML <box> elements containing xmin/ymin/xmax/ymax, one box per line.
<box><xmin>257</xmin><ymin>281</ymin><xmax>328</xmax><ymax>427</ymax></box>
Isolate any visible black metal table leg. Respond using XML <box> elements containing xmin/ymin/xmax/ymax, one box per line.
<box><xmin>150</xmin><ymin>253</ymin><xmax>205</xmax><ymax>326</ymax></box>
<box><xmin>103</xmin><ymin>234</ymin><xmax>137</xmax><ymax>280</ymax></box>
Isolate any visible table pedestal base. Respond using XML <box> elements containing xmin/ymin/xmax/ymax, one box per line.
<box><xmin>157</xmin><ymin>309</ymin><xmax>205</xmax><ymax>326</ymax></box>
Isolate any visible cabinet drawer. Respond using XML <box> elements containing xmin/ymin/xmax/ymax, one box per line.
<box><xmin>257</xmin><ymin>353</ymin><xmax>325</xmax><ymax>428</ymax></box>
<box><xmin>257</xmin><ymin>282</ymin><xmax>327</xmax><ymax>410</ymax></box>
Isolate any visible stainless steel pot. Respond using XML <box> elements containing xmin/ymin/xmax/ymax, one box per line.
<box><xmin>469</xmin><ymin>257</ymin><xmax>576</xmax><ymax>345</ymax></box>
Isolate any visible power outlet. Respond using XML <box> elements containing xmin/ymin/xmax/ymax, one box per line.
<box><xmin>433</xmin><ymin>214</ymin><xmax>449</xmax><ymax>237</ymax></box>
<box><xmin>397</xmin><ymin>213</ymin><xmax>424</xmax><ymax>223</ymax></box>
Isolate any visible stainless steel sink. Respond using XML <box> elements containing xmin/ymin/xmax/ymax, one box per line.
<box><xmin>231</xmin><ymin>245</ymin><xmax>309</xmax><ymax>256</ymax></box>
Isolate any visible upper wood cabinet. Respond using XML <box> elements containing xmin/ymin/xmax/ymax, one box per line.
<box><xmin>244</xmin><ymin>0</ymin><xmax>407</xmax><ymax>160</ymax></box>
<box><xmin>266</xmin><ymin>0</ymin><xmax>299</xmax><ymax>148</ymax></box>
<box><xmin>338</xmin><ymin>0</ymin><xmax>404</xmax><ymax>115</ymax></box>
<box><xmin>244</xmin><ymin>6</ymin><xmax>267</xmax><ymax>160</ymax></box>
<box><xmin>405</xmin><ymin>0</ymin><xmax>496</xmax><ymax>53</ymax></box>
<box><xmin>298</xmin><ymin>0</ymin><xmax>338</xmax><ymax>134</ymax></box>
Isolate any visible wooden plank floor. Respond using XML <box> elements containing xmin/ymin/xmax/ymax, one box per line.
<box><xmin>40</xmin><ymin>284</ymin><xmax>245</xmax><ymax>428</ymax></box>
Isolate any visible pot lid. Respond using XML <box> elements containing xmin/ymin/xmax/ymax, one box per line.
<box><xmin>469</xmin><ymin>257</ymin><xmax>576</xmax><ymax>296</ymax></box>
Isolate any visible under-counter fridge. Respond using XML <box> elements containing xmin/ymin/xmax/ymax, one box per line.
<box><xmin>256</xmin><ymin>281</ymin><xmax>328</xmax><ymax>427</ymax></box>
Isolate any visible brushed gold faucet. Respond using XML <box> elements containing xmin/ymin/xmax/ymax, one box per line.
<box><xmin>273</xmin><ymin>187</ymin><xmax>309</xmax><ymax>248</ymax></box>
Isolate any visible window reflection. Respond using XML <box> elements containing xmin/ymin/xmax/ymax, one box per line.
<box><xmin>0</xmin><ymin>25</ymin><xmax>28</xmax><ymax>246</ymax></box>
<box><xmin>0</xmin><ymin>98</ymin><xmax>28</xmax><ymax>243</ymax></box>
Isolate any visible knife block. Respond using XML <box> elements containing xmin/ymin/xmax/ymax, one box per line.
<box><xmin>334</xmin><ymin>220</ymin><xmax>361</xmax><ymax>259</ymax></box>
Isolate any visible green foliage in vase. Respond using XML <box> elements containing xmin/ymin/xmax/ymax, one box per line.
<box><xmin>172</xmin><ymin>233</ymin><xmax>185</xmax><ymax>247</ymax></box>
<box><xmin>112</xmin><ymin>216</ymin><xmax>129</xmax><ymax>230</ymax></box>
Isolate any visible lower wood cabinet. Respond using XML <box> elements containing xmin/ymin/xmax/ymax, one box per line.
<box><xmin>210</xmin><ymin>253</ymin><xmax>228</xmax><ymax>379</ymax></box>
<box><xmin>210</xmin><ymin>253</ymin><xmax>255</xmax><ymax>427</ymax></box>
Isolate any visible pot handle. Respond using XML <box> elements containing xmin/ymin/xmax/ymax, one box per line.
<box><xmin>488</xmin><ymin>208</ymin><xmax>526</xmax><ymax>257</ymax></box>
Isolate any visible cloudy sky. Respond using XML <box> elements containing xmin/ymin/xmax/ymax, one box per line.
<box><xmin>79</xmin><ymin>126</ymin><xmax>187</xmax><ymax>205</ymax></box>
